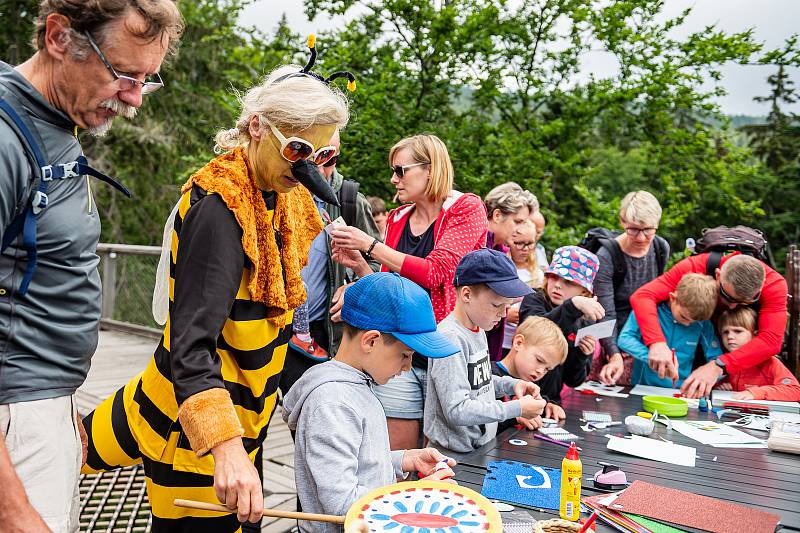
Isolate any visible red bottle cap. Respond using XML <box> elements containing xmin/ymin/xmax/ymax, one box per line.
<box><xmin>566</xmin><ymin>442</ymin><xmax>579</xmax><ymax>460</ymax></box>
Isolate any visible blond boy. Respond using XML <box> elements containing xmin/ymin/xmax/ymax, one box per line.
<box><xmin>619</xmin><ymin>273</ymin><xmax>723</xmax><ymax>388</ymax></box>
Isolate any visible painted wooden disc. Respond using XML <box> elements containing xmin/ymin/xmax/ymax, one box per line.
<box><xmin>345</xmin><ymin>480</ymin><xmax>502</xmax><ymax>532</ymax></box>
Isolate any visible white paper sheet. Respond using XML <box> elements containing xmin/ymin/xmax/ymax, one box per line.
<box><xmin>607</xmin><ymin>435</ymin><xmax>696</xmax><ymax>467</ymax></box>
<box><xmin>711</xmin><ymin>390</ymin><xmax>800</xmax><ymax>414</ymax></box>
<box><xmin>574</xmin><ymin>381</ymin><xmax>630</xmax><ymax>398</ymax></box>
<box><xmin>668</xmin><ymin>420</ymin><xmax>765</xmax><ymax>447</ymax></box>
<box><xmin>574</xmin><ymin>319</ymin><xmax>616</xmax><ymax>344</ymax></box>
<box><xmin>629</xmin><ymin>384</ymin><xmax>682</xmax><ymax>397</ymax></box>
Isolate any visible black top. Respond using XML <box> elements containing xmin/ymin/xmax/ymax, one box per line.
<box><xmin>518</xmin><ymin>290</ymin><xmax>592</xmax><ymax>404</ymax></box>
<box><xmin>396</xmin><ymin>216</ymin><xmax>436</xmax><ymax>370</ymax></box>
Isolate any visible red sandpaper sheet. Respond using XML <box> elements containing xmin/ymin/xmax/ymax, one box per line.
<box><xmin>608</xmin><ymin>480</ymin><xmax>780</xmax><ymax>533</ymax></box>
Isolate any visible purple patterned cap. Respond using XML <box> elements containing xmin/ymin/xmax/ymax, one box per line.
<box><xmin>544</xmin><ymin>246</ymin><xmax>600</xmax><ymax>293</ymax></box>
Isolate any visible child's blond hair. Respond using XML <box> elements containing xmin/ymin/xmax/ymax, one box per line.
<box><xmin>674</xmin><ymin>273</ymin><xmax>717</xmax><ymax>321</ymax></box>
<box><xmin>718</xmin><ymin>307</ymin><xmax>757</xmax><ymax>333</ymax></box>
<box><xmin>514</xmin><ymin>316</ymin><xmax>568</xmax><ymax>364</ymax></box>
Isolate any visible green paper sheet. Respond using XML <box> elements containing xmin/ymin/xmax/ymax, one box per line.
<box><xmin>623</xmin><ymin>513</ymin><xmax>687</xmax><ymax>533</ymax></box>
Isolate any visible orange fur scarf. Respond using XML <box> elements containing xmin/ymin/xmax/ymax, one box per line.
<box><xmin>182</xmin><ymin>146</ymin><xmax>323</xmax><ymax>327</ymax></box>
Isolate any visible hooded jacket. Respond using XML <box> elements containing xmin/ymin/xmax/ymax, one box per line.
<box><xmin>0</xmin><ymin>61</ymin><xmax>101</xmax><ymax>403</ymax></box>
<box><xmin>282</xmin><ymin>360</ymin><xmax>404</xmax><ymax>532</ymax></box>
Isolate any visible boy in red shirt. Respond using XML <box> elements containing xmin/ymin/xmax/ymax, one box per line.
<box><xmin>717</xmin><ymin>307</ymin><xmax>800</xmax><ymax>401</ymax></box>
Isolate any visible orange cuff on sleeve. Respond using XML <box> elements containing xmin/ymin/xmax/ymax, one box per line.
<box><xmin>177</xmin><ymin>388</ymin><xmax>244</xmax><ymax>456</ymax></box>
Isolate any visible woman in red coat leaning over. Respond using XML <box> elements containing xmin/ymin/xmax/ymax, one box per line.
<box><xmin>329</xmin><ymin>134</ymin><xmax>487</xmax><ymax>449</ymax></box>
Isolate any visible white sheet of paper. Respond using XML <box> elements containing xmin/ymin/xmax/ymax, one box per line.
<box><xmin>711</xmin><ymin>390</ymin><xmax>800</xmax><ymax>413</ymax></box>
<box><xmin>607</xmin><ymin>435</ymin><xmax>696</xmax><ymax>467</ymax></box>
<box><xmin>574</xmin><ymin>381</ymin><xmax>630</xmax><ymax>398</ymax></box>
<box><xmin>668</xmin><ymin>420</ymin><xmax>765</xmax><ymax>446</ymax></box>
<box><xmin>629</xmin><ymin>384</ymin><xmax>682</xmax><ymax>397</ymax></box>
<box><xmin>323</xmin><ymin>216</ymin><xmax>347</xmax><ymax>235</ymax></box>
<box><xmin>574</xmin><ymin>319</ymin><xmax>616</xmax><ymax>344</ymax></box>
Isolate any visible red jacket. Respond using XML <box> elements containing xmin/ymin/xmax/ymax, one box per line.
<box><xmin>383</xmin><ymin>191</ymin><xmax>487</xmax><ymax>322</ymax></box>
<box><xmin>726</xmin><ymin>357</ymin><xmax>800</xmax><ymax>401</ymax></box>
<box><xmin>630</xmin><ymin>252</ymin><xmax>788</xmax><ymax>374</ymax></box>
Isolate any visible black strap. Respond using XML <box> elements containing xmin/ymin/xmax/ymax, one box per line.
<box><xmin>599</xmin><ymin>237</ymin><xmax>627</xmax><ymax>287</ymax></box>
<box><xmin>654</xmin><ymin>235</ymin><xmax>669</xmax><ymax>275</ymax></box>
<box><xmin>338</xmin><ymin>179</ymin><xmax>359</xmax><ymax>227</ymax></box>
<box><xmin>706</xmin><ymin>250</ymin><xmax>724</xmax><ymax>277</ymax></box>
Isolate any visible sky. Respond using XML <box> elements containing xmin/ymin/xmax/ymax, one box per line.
<box><xmin>241</xmin><ymin>0</ymin><xmax>800</xmax><ymax>116</ymax></box>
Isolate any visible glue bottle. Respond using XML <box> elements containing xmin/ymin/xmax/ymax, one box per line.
<box><xmin>559</xmin><ymin>442</ymin><xmax>582</xmax><ymax>521</ymax></box>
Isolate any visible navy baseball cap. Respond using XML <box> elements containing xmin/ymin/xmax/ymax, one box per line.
<box><xmin>341</xmin><ymin>273</ymin><xmax>459</xmax><ymax>358</ymax></box>
<box><xmin>453</xmin><ymin>248</ymin><xmax>533</xmax><ymax>298</ymax></box>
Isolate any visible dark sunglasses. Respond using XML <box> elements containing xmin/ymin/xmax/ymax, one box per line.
<box><xmin>322</xmin><ymin>154</ymin><xmax>339</xmax><ymax>168</ymax></box>
<box><xmin>719</xmin><ymin>283</ymin><xmax>760</xmax><ymax>305</ymax></box>
<box><xmin>391</xmin><ymin>162</ymin><xmax>427</xmax><ymax>177</ymax></box>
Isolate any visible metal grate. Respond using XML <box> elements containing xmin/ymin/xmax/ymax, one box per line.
<box><xmin>79</xmin><ymin>465</ymin><xmax>152</xmax><ymax>532</ymax></box>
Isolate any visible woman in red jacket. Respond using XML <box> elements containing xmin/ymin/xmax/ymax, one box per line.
<box><xmin>330</xmin><ymin>134</ymin><xmax>487</xmax><ymax>449</ymax></box>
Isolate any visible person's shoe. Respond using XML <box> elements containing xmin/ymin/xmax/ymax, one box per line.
<box><xmin>290</xmin><ymin>334</ymin><xmax>329</xmax><ymax>361</ymax></box>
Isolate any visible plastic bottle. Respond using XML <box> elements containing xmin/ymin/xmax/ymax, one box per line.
<box><xmin>559</xmin><ymin>442</ymin><xmax>582</xmax><ymax>521</ymax></box>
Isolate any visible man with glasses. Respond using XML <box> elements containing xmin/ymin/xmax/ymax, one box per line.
<box><xmin>631</xmin><ymin>253</ymin><xmax>788</xmax><ymax>399</ymax></box>
<box><xmin>0</xmin><ymin>2</ymin><xmax>182</xmax><ymax>531</ymax></box>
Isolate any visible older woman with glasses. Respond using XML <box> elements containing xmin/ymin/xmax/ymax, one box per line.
<box><xmin>80</xmin><ymin>48</ymin><xmax>351</xmax><ymax>531</ymax></box>
<box><xmin>594</xmin><ymin>191</ymin><xmax>670</xmax><ymax>386</ymax></box>
<box><xmin>329</xmin><ymin>134</ymin><xmax>487</xmax><ymax>450</ymax></box>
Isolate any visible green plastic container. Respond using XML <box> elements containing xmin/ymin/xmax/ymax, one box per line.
<box><xmin>642</xmin><ymin>395</ymin><xmax>688</xmax><ymax>417</ymax></box>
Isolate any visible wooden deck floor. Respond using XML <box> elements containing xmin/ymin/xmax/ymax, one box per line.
<box><xmin>78</xmin><ymin>329</ymin><xmax>298</xmax><ymax>532</ymax></box>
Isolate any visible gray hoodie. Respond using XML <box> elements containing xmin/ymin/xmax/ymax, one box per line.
<box><xmin>282</xmin><ymin>360</ymin><xmax>405</xmax><ymax>532</ymax></box>
<box><xmin>0</xmin><ymin>61</ymin><xmax>101</xmax><ymax>403</ymax></box>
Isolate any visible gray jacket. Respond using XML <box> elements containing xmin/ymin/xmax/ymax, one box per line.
<box><xmin>283</xmin><ymin>360</ymin><xmax>404</xmax><ymax>532</ymax></box>
<box><xmin>0</xmin><ymin>61</ymin><xmax>102</xmax><ymax>403</ymax></box>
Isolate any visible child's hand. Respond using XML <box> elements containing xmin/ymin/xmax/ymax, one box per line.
<box><xmin>577</xmin><ymin>335</ymin><xmax>596</xmax><ymax>355</ymax></box>
<box><xmin>519</xmin><ymin>395</ymin><xmax>547</xmax><ymax>419</ymax></box>
<box><xmin>513</xmin><ymin>380</ymin><xmax>542</xmax><ymax>400</ymax></box>
<box><xmin>328</xmin><ymin>282</ymin><xmax>352</xmax><ymax>323</ymax></box>
<box><xmin>599</xmin><ymin>353</ymin><xmax>624</xmax><ymax>385</ymax></box>
<box><xmin>516</xmin><ymin>415</ymin><xmax>543</xmax><ymax>430</ymax></box>
<box><xmin>402</xmin><ymin>448</ymin><xmax>455</xmax><ymax>477</ymax></box>
<box><xmin>715</xmin><ymin>381</ymin><xmax>733</xmax><ymax>391</ymax></box>
<box><xmin>572</xmin><ymin>296</ymin><xmax>606</xmax><ymax>321</ymax></box>
<box><xmin>346</xmin><ymin>520</ymin><xmax>370</xmax><ymax>533</ymax></box>
<box><xmin>506</xmin><ymin>306</ymin><xmax>520</xmax><ymax>325</ymax></box>
<box><xmin>733</xmin><ymin>390</ymin><xmax>755</xmax><ymax>400</ymax></box>
<box><xmin>544</xmin><ymin>402</ymin><xmax>566</xmax><ymax>421</ymax></box>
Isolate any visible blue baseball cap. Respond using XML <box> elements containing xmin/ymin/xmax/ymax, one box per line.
<box><xmin>453</xmin><ymin>248</ymin><xmax>533</xmax><ymax>298</ymax></box>
<box><xmin>341</xmin><ymin>273</ymin><xmax>459</xmax><ymax>358</ymax></box>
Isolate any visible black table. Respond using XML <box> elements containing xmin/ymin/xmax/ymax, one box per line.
<box><xmin>443</xmin><ymin>389</ymin><xmax>800</xmax><ymax>531</ymax></box>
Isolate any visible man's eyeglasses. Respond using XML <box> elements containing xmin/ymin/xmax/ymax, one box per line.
<box><xmin>268</xmin><ymin>123</ymin><xmax>338</xmax><ymax>165</ymax></box>
<box><xmin>391</xmin><ymin>162</ymin><xmax>427</xmax><ymax>177</ymax></box>
<box><xmin>624</xmin><ymin>226</ymin><xmax>657</xmax><ymax>237</ymax></box>
<box><xmin>512</xmin><ymin>241</ymin><xmax>535</xmax><ymax>250</ymax></box>
<box><xmin>322</xmin><ymin>154</ymin><xmax>339</xmax><ymax>168</ymax></box>
<box><xmin>84</xmin><ymin>31</ymin><xmax>164</xmax><ymax>95</ymax></box>
<box><xmin>719</xmin><ymin>283</ymin><xmax>760</xmax><ymax>306</ymax></box>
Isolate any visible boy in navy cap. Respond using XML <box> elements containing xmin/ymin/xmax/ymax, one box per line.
<box><xmin>283</xmin><ymin>272</ymin><xmax>459</xmax><ymax>532</ymax></box>
<box><xmin>425</xmin><ymin>248</ymin><xmax>547</xmax><ymax>453</ymax></box>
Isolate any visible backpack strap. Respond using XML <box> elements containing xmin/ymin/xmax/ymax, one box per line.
<box><xmin>599</xmin><ymin>237</ymin><xmax>627</xmax><ymax>287</ymax></box>
<box><xmin>706</xmin><ymin>250</ymin><xmax>724</xmax><ymax>277</ymax></box>
<box><xmin>338</xmin><ymin>179</ymin><xmax>359</xmax><ymax>227</ymax></box>
<box><xmin>0</xmin><ymin>98</ymin><xmax>132</xmax><ymax>296</ymax></box>
<box><xmin>654</xmin><ymin>235</ymin><xmax>670</xmax><ymax>275</ymax></box>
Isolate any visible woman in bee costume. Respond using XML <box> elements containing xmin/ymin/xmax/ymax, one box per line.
<box><xmin>81</xmin><ymin>37</ymin><xmax>355</xmax><ymax>532</ymax></box>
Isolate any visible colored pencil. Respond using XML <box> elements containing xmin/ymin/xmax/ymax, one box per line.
<box><xmin>579</xmin><ymin>511</ymin><xmax>599</xmax><ymax>532</ymax></box>
<box><xmin>533</xmin><ymin>433</ymin><xmax>583</xmax><ymax>451</ymax></box>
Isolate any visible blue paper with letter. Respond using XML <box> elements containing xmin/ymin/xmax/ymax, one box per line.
<box><xmin>481</xmin><ymin>460</ymin><xmax>561</xmax><ymax>510</ymax></box>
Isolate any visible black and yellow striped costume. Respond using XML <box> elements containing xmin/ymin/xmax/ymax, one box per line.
<box><xmin>82</xmin><ymin>182</ymin><xmax>294</xmax><ymax>533</ymax></box>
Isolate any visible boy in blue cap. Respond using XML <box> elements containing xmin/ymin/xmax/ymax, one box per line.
<box><xmin>283</xmin><ymin>272</ymin><xmax>459</xmax><ymax>532</ymax></box>
<box><xmin>425</xmin><ymin>249</ymin><xmax>547</xmax><ymax>453</ymax></box>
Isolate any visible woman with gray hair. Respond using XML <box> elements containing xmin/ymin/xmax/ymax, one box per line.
<box><xmin>81</xmin><ymin>42</ymin><xmax>350</xmax><ymax>531</ymax></box>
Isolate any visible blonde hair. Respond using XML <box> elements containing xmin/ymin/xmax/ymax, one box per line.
<box><xmin>485</xmin><ymin>183</ymin><xmax>539</xmax><ymax>219</ymax></box>
<box><xmin>718</xmin><ymin>307</ymin><xmax>757</xmax><ymax>333</ymax></box>
<box><xmin>388</xmin><ymin>134</ymin><xmax>453</xmax><ymax>203</ymax></box>
<box><xmin>511</xmin><ymin>220</ymin><xmax>541</xmax><ymax>283</ymax></box>
<box><xmin>515</xmin><ymin>316</ymin><xmax>568</xmax><ymax>364</ymax></box>
<box><xmin>720</xmin><ymin>255</ymin><xmax>765</xmax><ymax>301</ymax></box>
<box><xmin>619</xmin><ymin>190</ymin><xmax>662</xmax><ymax>228</ymax></box>
<box><xmin>215</xmin><ymin>65</ymin><xmax>350</xmax><ymax>152</ymax></box>
<box><xmin>674</xmin><ymin>273</ymin><xmax>717</xmax><ymax>321</ymax></box>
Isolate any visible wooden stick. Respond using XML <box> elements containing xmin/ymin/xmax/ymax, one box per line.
<box><xmin>173</xmin><ymin>499</ymin><xmax>346</xmax><ymax>524</ymax></box>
